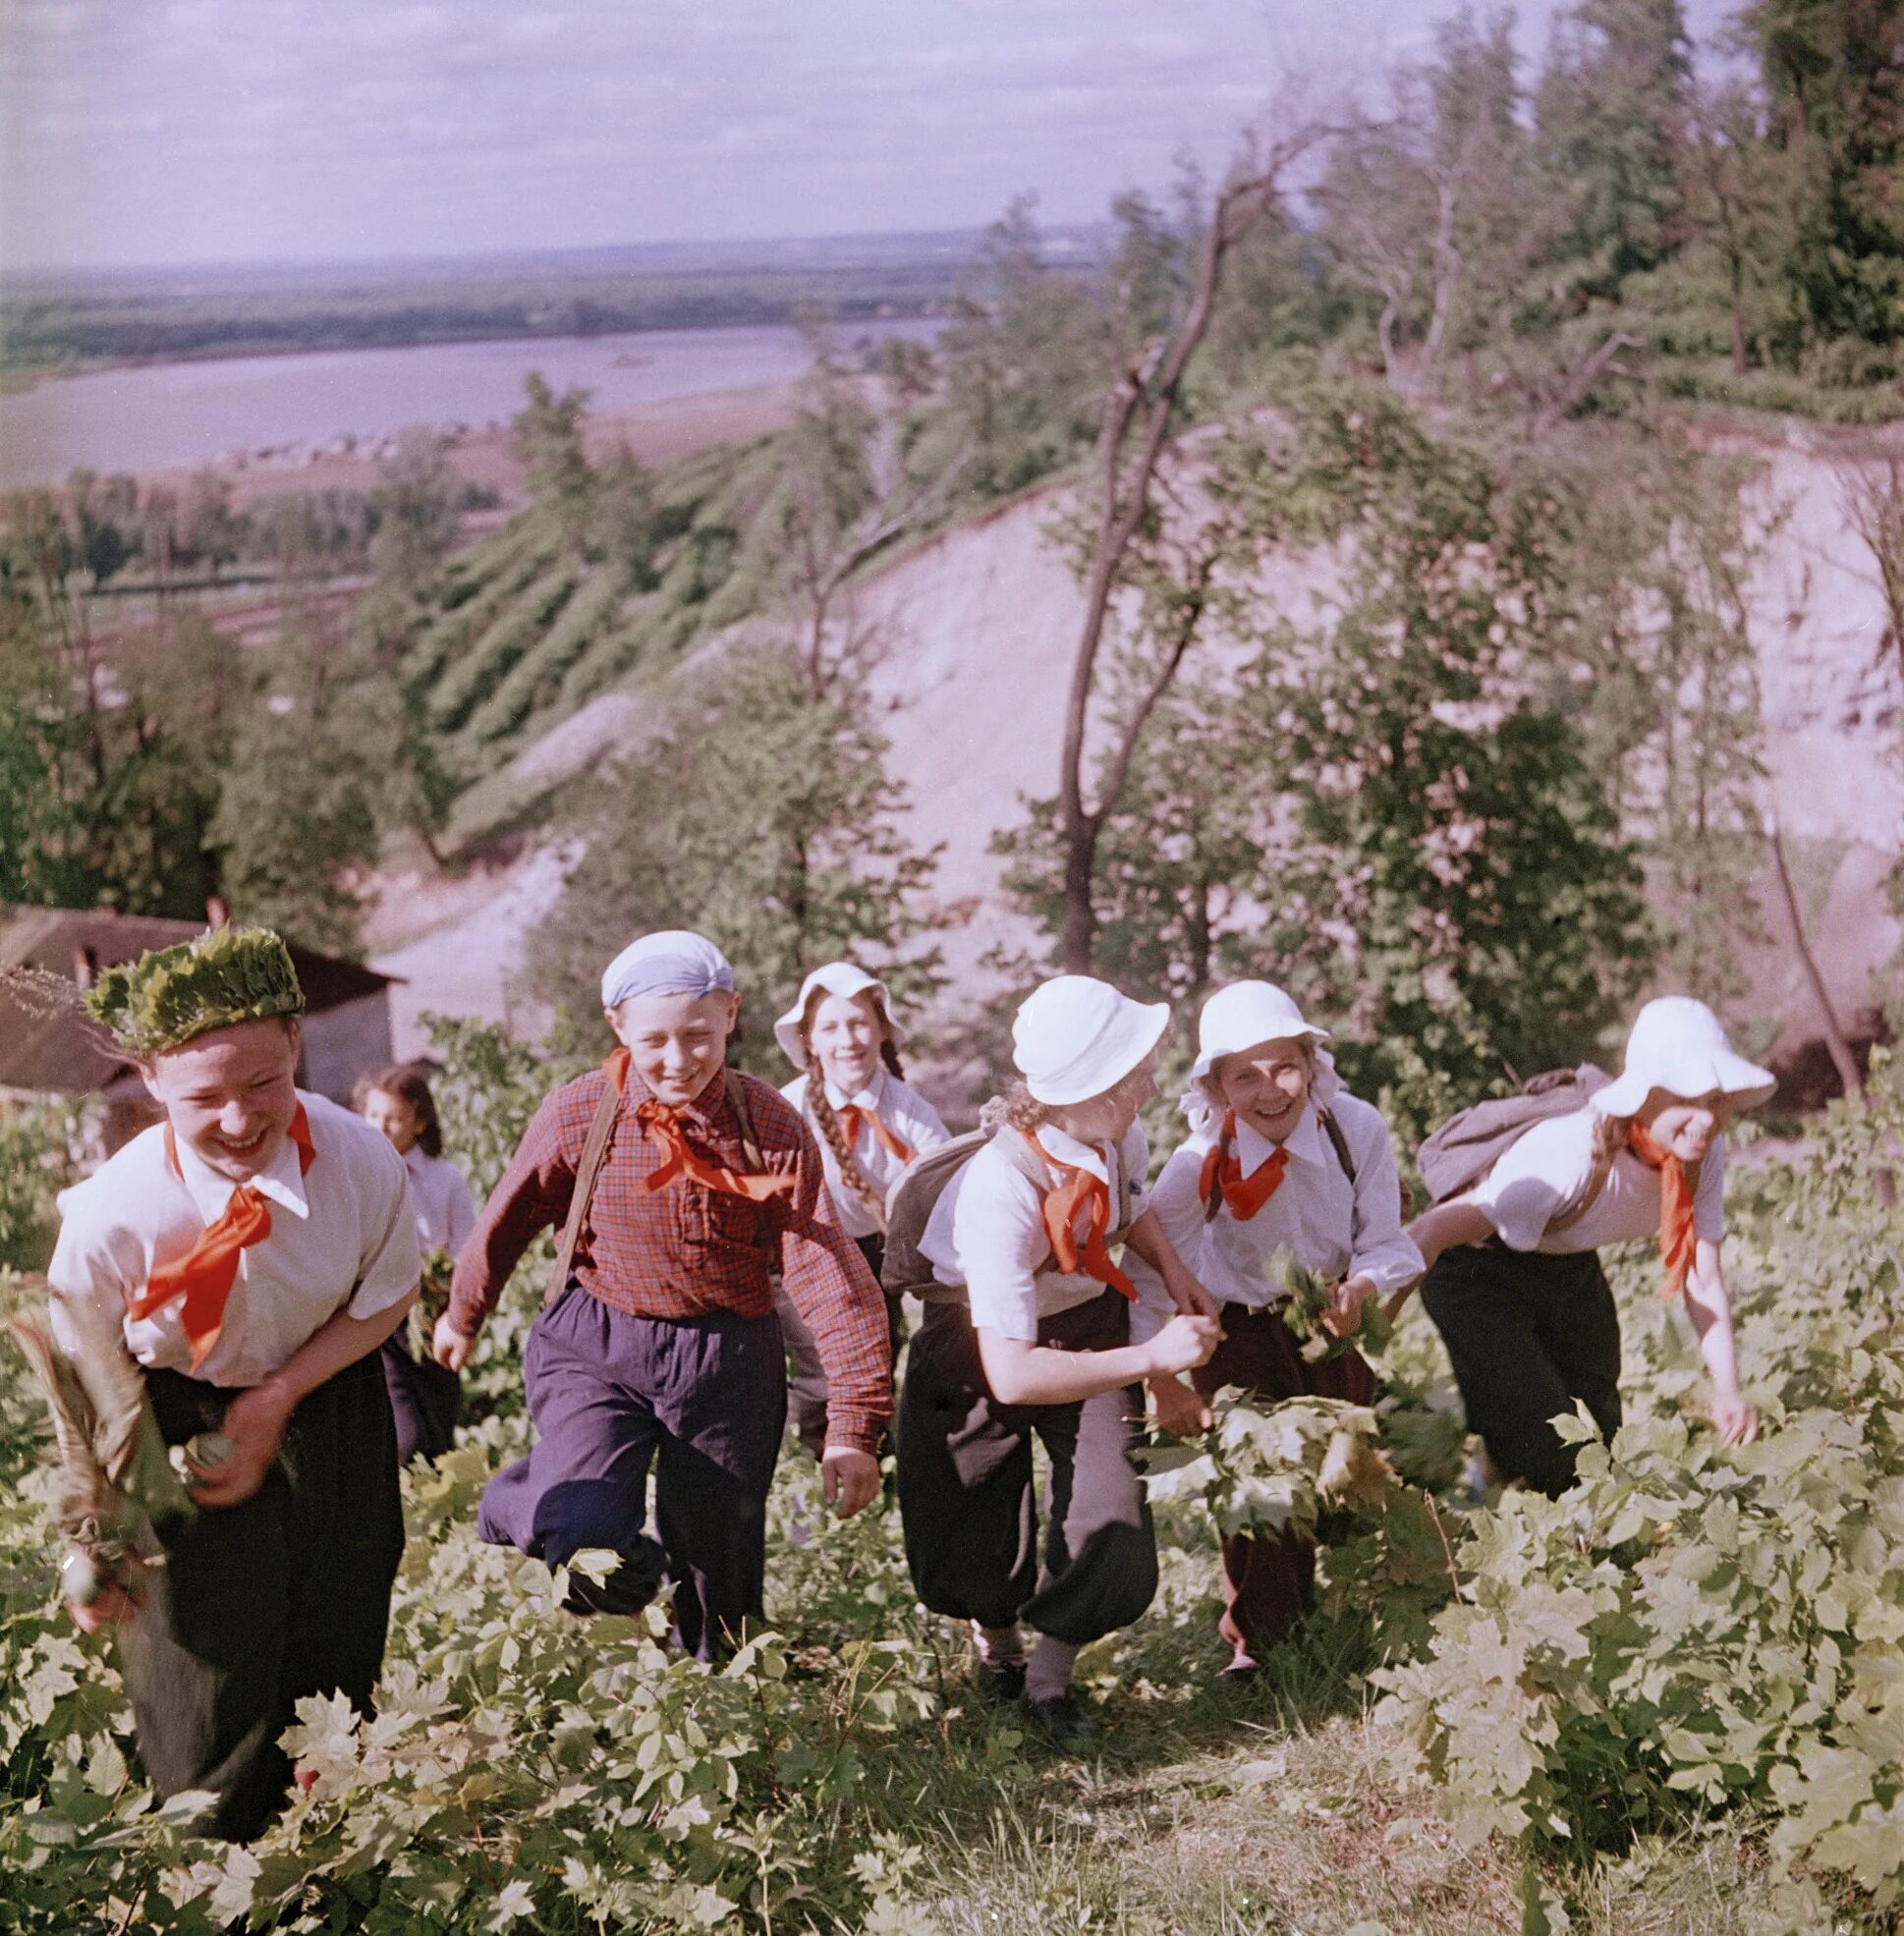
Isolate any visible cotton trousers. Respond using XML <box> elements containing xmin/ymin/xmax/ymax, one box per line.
<box><xmin>1419</xmin><ymin>1244</ymin><xmax>1622</xmax><ymax>1497</ymax></box>
<box><xmin>122</xmin><ymin>1353</ymin><xmax>404</xmax><ymax>1843</ymax></box>
<box><xmin>1191</xmin><ymin>1302</ymin><xmax>1375</xmax><ymax>1660</ymax></box>
<box><xmin>476</xmin><ymin>1286</ymin><xmax>786</xmax><ymax>1660</ymax></box>
<box><xmin>896</xmin><ymin>1290</ymin><xmax>1157</xmax><ymax>1647</ymax></box>
<box><xmin>377</xmin><ymin>1331</ymin><xmax>462</xmax><ymax>1467</ymax></box>
<box><xmin>779</xmin><ymin>1234</ymin><xmax>902</xmax><ymax>1461</ymax></box>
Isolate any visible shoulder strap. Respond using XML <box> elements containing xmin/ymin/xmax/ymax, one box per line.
<box><xmin>724</xmin><ymin>1068</ymin><xmax>766</xmax><ymax>1173</ymax></box>
<box><xmin>545</xmin><ymin>1079</ymin><xmax>623</xmax><ymax>1310</ymax></box>
<box><xmin>1547</xmin><ymin>1121</ymin><xmax>1615</xmax><ymax>1235</ymax></box>
<box><xmin>997</xmin><ymin>1126</ymin><xmax>1054</xmax><ymax>1191</ymax></box>
<box><xmin>1319</xmin><ymin>1108</ymin><xmax>1357</xmax><ymax>1186</ymax></box>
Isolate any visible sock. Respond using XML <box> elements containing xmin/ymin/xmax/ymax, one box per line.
<box><xmin>971</xmin><ymin>1620</ymin><xmax>1027</xmax><ymax>1668</ymax></box>
<box><xmin>1025</xmin><ymin>1634</ymin><xmax>1081</xmax><ymax>1705</ymax></box>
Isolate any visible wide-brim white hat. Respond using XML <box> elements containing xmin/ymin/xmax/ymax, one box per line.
<box><xmin>1012</xmin><ymin>975</ymin><xmax>1170</xmax><ymax>1106</ymax></box>
<box><xmin>1189</xmin><ymin>981</ymin><xmax>1330</xmax><ymax>1085</ymax></box>
<box><xmin>773</xmin><ymin>962</ymin><xmax>906</xmax><ymax>1069</ymax></box>
<box><xmin>1594</xmin><ymin>996</ymin><xmax>1776</xmax><ymax>1118</ymax></box>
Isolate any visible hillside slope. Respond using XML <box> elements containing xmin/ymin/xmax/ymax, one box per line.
<box><xmin>365</xmin><ymin>417</ymin><xmax>1904</xmax><ymax>1073</ymax></box>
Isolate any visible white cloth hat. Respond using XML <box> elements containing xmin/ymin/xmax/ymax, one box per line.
<box><xmin>772</xmin><ymin>962</ymin><xmax>906</xmax><ymax>1069</ymax></box>
<box><xmin>600</xmin><ymin>930</ymin><xmax>735</xmax><ymax>1011</ymax></box>
<box><xmin>1594</xmin><ymin>997</ymin><xmax>1775</xmax><ymax>1118</ymax></box>
<box><xmin>1189</xmin><ymin>981</ymin><xmax>1330</xmax><ymax>1085</ymax></box>
<box><xmin>1011</xmin><ymin>975</ymin><xmax>1170</xmax><ymax>1106</ymax></box>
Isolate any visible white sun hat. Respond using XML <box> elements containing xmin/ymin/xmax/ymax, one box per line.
<box><xmin>1012</xmin><ymin>975</ymin><xmax>1170</xmax><ymax>1106</ymax></box>
<box><xmin>773</xmin><ymin>962</ymin><xmax>906</xmax><ymax>1070</ymax></box>
<box><xmin>1189</xmin><ymin>981</ymin><xmax>1330</xmax><ymax>1085</ymax></box>
<box><xmin>1594</xmin><ymin>997</ymin><xmax>1776</xmax><ymax>1119</ymax></box>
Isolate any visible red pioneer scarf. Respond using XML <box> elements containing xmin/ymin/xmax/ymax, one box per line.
<box><xmin>1199</xmin><ymin>1109</ymin><xmax>1293</xmax><ymax>1221</ymax></box>
<box><xmin>1627</xmin><ymin>1120</ymin><xmax>1698</xmax><ymax>1300</ymax></box>
<box><xmin>1040</xmin><ymin>1154</ymin><xmax>1137</xmax><ymax>1301</ymax></box>
<box><xmin>607</xmin><ymin>1050</ymin><xmax>795</xmax><ymax>1204</ymax></box>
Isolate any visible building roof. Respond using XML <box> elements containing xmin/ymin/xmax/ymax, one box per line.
<box><xmin>0</xmin><ymin>905</ymin><xmax>397</xmax><ymax>1098</ymax></box>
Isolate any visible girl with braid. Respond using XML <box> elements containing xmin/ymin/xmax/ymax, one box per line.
<box><xmin>774</xmin><ymin>964</ymin><xmax>949</xmax><ymax>1459</ymax></box>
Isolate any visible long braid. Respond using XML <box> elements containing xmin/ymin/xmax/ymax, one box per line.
<box><xmin>805</xmin><ymin>1052</ymin><xmax>888</xmax><ymax>1227</ymax></box>
<box><xmin>879</xmin><ymin>1036</ymin><xmax>906</xmax><ymax>1080</ymax></box>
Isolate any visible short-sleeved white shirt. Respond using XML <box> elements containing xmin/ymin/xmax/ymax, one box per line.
<box><xmin>1127</xmin><ymin>1092</ymin><xmax>1424</xmax><ymax>1342</ymax></box>
<box><xmin>919</xmin><ymin>1121</ymin><xmax>1148</xmax><ymax>1342</ymax></box>
<box><xmin>48</xmin><ymin>1090</ymin><xmax>420</xmax><ymax>1388</ymax></box>
<box><xmin>1467</xmin><ymin>1107</ymin><xmax>1726</xmax><ymax>1254</ymax></box>
<box><xmin>402</xmin><ymin>1144</ymin><xmax>477</xmax><ymax>1255</ymax></box>
<box><xmin>780</xmin><ymin>1067</ymin><xmax>951</xmax><ymax>1240</ymax></box>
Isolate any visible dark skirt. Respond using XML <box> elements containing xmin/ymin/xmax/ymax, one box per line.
<box><xmin>121</xmin><ymin>1351</ymin><xmax>404</xmax><ymax>1842</ymax></box>
<box><xmin>1420</xmin><ymin>1244</ymin><xmax>1622</xmax><ymax>1497</ymax></box>
<box><xmin>896</xmin><ymin>1289</ymin><xmax>1157</xmax><ymax>1647</ymax></box>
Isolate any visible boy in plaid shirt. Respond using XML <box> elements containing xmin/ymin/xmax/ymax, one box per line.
<box><xmin>435</xmin><ymin>931</ymin><xmax>888</xmax><ymax>1658</ymax></box>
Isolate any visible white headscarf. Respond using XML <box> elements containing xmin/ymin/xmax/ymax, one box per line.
<box><xmin>600</xmin><ymin>930</ymin><xmax>736</xmax><ymax>1011</ymax></box>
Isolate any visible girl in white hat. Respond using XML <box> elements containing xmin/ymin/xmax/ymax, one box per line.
<box><xmin>774</xmin><ymin>962</ymin><xmax>950</xmax><ymax>1458</ymax></box>
<box><xmin>1130</xmin><ymin>980</ymin><xmax>1424</xmax><ymax>1679</ymax></box>
<box><xmin>1406</xmin><ymin>996</ymin><xmax>1772</xmax><ymax>1496</ymax></box>
<box><xmin>897</xmin><ymin>975</ymin><xmax>1220</xmax><ymax>1746</ymax></box>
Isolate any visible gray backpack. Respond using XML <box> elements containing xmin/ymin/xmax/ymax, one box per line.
<box><xmin>881</xmin><ymin>1127</ymin><xmax>1136</xmax><ymax>1303</ymax></box>
<box><xmin>1416</xmin><ymin>1066</ymin><xmax>1612</xmax><ymax>1228</ymax></box>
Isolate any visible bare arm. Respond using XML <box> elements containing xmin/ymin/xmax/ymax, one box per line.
<box><xmin>1123</xmin><ymin>1205</ymin><xmax>1219</xmax><ymax>1318</ymax></box>
<box><xmin>976</xmin><ymin>1309</ymin><xmax>1216</xmax><ymax>1408</ymax></box>
<box><xmin>1683</xmin><ymin>1238</ymin><xmax>1757</xmax><ymax>1445</ymax></box>
<box><xmin>1382</xmin><ymin>1198</ymin><xmax>1494</xmax><ymax>1321</ymax></box>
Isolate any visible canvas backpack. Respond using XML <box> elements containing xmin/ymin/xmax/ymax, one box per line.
<box><xmin>881</xmin><ymin>1126</ymin><xmax>1137</xmax><ymax>1303</ymax></box>
<box><xmin>1415</xmin><ymin>1065</ymin><xmax>1613</xmax><ymax>1232</ymax></box>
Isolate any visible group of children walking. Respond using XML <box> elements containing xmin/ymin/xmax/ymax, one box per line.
<box><xmin>42</xmin><ymin>921</ymin><xmax>1775</xmax><ymax>1830</ymax></box>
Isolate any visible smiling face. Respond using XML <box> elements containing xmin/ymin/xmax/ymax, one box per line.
<box><xmin>1212</xmin><ymin>1035</ymin><xmax>1314</xmax><ymax>1145</ymax></box>
<box><xmin>807</xmin><ymin>989</ymin><xmax>883</xmax><ymax>1097</ymax></box>
<box><xmin>141</xmin><ymin>1018</ymin><xmax>301</xmax><ymax>1183</ymax></box>
<box><xmin>362</xmin><ymin>1086</ymin><xmax>422</xmax><ymax>1155</ymax></box>
<box><xmin>606</xmin><ymin>989</ymin><xmax>740</xmax><ymax>1107</ymax></box>
<box><xmin>1639</xmin><ymin>1089</ymin><xmax>1731</xmax><ymax>1163</ymax></box>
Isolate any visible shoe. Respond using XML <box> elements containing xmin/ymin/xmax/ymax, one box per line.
<box><xmin>974</xmin><ymin>1659</ymin><xmax>1027</xmax><ymax>1705</ymax></box>
<box><xmin>1025</xmin><ymin>1687</ymin><xmax>1100</xmax><ymax>1750</ymax></box>
<box><xmin>1218</xmin><ymin>1652</ymin><xmax>1260</xmax><ymax>1684</ymax></box>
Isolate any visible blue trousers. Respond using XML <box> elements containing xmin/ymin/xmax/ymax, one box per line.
<box><xmin>477</xmin><ymin>1285</ymin><xmax>786</xmax><ymax>1659</ymax></box>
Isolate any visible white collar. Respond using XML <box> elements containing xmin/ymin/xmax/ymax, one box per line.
<box><xmin>820</xmin><ymin>1066</ymin><xmax>886</xmax><ymax>1114</ymax></box>
<box><xmin>171</xmin><ymin>1116</ymin><xmax>312</xmax><ymax>1225</ymax></box>
<box><xmin>1235</xmin><ymin>1103</ymin><xmax>1325</xmax><ymax>1175</ymax></box>
<box><xmin>1034</xmin><ymin>1123</ymin><xmax>1110</xmax><ymax>1185</ymax></box>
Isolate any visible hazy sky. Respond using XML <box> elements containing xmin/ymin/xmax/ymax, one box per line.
<box><xmin>2</xmin><ymin>0</ymin><xmax>1746</xmax><ymax>273</ymax></box>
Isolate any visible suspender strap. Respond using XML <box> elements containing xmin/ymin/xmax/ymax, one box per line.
<box><xmin>1204</xmin><ymin>1107</ymin><xmax>1358</xmax><ymax>1221</ymax></box>
<box><xmin>546</xmin><ymin>1079</ymin><xmax>623</xmax><ymax>1311</ymax></box>
<box><xmin>724</xmin><ymin>1068</ymin><xmax>766</xmax><ymax>1174</ymax></box>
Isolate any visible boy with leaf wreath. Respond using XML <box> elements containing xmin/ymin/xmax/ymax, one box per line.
<box><xmin>43</xmin><ymin>929</ymin><xmax>420</xmax><ymax>1841</ymax></box>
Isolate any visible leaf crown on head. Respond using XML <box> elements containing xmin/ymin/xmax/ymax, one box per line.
<box><xmin>84</xmin><ymin>927</ymin><xmax>306</xmax><ymax>1056</ymax></box>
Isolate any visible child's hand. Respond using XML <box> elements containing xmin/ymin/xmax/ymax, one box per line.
<box><xmin>1710</xmin><ymin>1389</ymin><xmax>1758</xmax><ymax>1447</ymax></box>
<box><xmin>1322</xmin><ymin>1276</ymin><xmax>1373</xmax><ymax>1339</ymax></box>
<box><xmin>1148</xmin><ymin>1374</ymin><xmax>1213</xmax><ymax>1439</ymax></box>
<box><xmin>1164</xmin><ymin>1265</ymin><xmax>1220</xmax><ymax>1320</ymax></box>
<box><xmin>1146</xmin><ymin>1313</ymin><xmax>1220</xmax><ymax>1377</ymax></box>
<box><xmin>432</xmin><ymin>1312</ymin><xmax>478</xmax><ymax>1371</ymax></box>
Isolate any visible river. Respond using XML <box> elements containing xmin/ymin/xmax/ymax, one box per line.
<box><xmin>0</xmin><ymin>317</ymin><xmax>942</xmax><ymax>490</ymax></box>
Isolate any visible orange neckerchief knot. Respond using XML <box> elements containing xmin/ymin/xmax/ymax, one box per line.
<box><xmin>1199</xmin><ymin>1109</ymin><xmax>1292</xmax><ymax>1221</ymax></box>
<box><xmin>1040</xmin><ymin>1151</ymin><xmax>1137</xmax><ymax>1301</ymax></box>
<box><xmin>606</xmin><ymin>1050</ymin><xmax>795</xmax><ymax>1205</ymax></box>
<box><xmin>836</xmin><ymin>1101</ymin><xmax>913</xmax><ymax>1166</ymax></box>
<box><xmin>133</xmin><ymin>1104</ymin><xmax>317</xmax><ymax>1371</ymax></box>
<box><xmin>1627</xmin><ymin>1120</ymin><xmax>1697</xmax><ymax>1300</ymax></box>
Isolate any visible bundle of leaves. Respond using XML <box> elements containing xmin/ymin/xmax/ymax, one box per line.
<box><xmin>1268</xmin><ymin>1249</ymin><xmax>1395</xmax><ymax>1361</ymax></box>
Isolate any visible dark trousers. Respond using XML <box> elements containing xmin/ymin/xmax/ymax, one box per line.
<box><xmin>1420</xmin><ymin>1245</ymin><xmax>1622</xmax><ymax>1497</ymax></box>
<box><xmin>377</xmin><ymin>1332</ymin><xmax>462</xmax><ymax>1467</ymax></box>
<box><xmin>779</xmin><ymin>1234</ymin><xmax>901</xmax><ymax>1460</ymax></box>
<box><xmin>1192</xmin><ymin>1303</ymin><xmax>1375</xmax><ymax>1659</ymax></box>
<box><xmin>122</xmin><ymin>1354</ymin><xmax>404</xmax><ymax>1843</ymax></box>
<box><xmin>897</xmin><ymin>1291</ymin><xmax>1157</xmax><ymax>1647</ymax></box>
<box><xmin>476</xmin><ymin>1286</ymin><xmax>786</xmax><ymax>1660</ymax></box>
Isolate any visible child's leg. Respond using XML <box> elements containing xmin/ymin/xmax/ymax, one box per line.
<box><xmin>476</xmin><ymin>1287</ymin><xmax>667</xmax><ymax>1615</ymax></box>
<box><xmin>1192</xmin><ymin>1305</ymin><xmax>1321</xmax><ymax>1662</ymax></box>
<box><xmin>1420</xmin><ymin>1246</ymin><xmax>1590</xmax><ymax>1497</ymax></box>
<box><xmin>648</xmin><ymin>1310</ymin><xmax>788</xmax><ymax>1660</ymax></box>
<box><xmin>895</xmin><ymin>1303</ymin><xmax>1037</xmax><ymax>1633</ymax></box>
<box><xmin>1528</xmin><ymin>1253</ymin><xmax>1624</xmax><ymax>1448</ymax></box>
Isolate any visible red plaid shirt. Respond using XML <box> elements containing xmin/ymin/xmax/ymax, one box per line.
<box><xmin>449</xmin><ymin>1062</ymin><xmax>891</xmax><ymax>1452</ymax></box>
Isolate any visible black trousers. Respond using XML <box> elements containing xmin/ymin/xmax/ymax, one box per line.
<box><xmin>122</xmin><ymin>1353</ymin><xmax>405</xmax><ymax>1842</ymax></box>
<box><xmin>377</xmin><ymin>1331</ymin><xmax>462</xmax><ymax>1467</ymax></box>
<box><xmin>897</xmin><ymin>1290</ymin><xmax>1157</xmax><ymax>1647</ymax></box>
<box><xmin>1420</xmin><ymin>1245</ymin><xmax>1623</xmax><ymax>1497</ymax></box>
<box><xmin>476</xmin><ymin>1287</ymin><xmax>787</xmax><ymax>1660</ymax></box>
<box><xmin>779</xmin><ymin>1234</ymin><xmax>901</xmax><ymax>1460</ymax></box>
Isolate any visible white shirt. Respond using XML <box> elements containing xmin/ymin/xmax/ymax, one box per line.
<box><xmin>1468</xmin><ymin>1107</ymin><xmax>1726</xmax><ymax>1255</ymax></box>
<box><xmin>403</xmin><ymin>1144</ymin><xmax>477</xmax><ymax>1255</ymax></box>
<box><xmin>920</xmin><ymin>1120</ymin><xmax>1148</xmax><ymax>1341</ymax></box>
<box><xmin>1128</xmin><ymin>1092</ymin><xmax>1423</xmax><ymax>1343</ymax></box>
<box><xmin>48</xmin><ymin>1090</ymin><xmax>420</xmax><ymax>1388</ymax></box>
<box><xmin>780</xmin><ymin>1066</ymin><xmax>951</xmax><ymax>1240</ymax></box>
